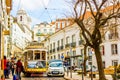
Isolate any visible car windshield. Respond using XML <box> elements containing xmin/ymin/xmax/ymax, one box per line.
<box><xmin>49</xmin><ymin>62</ymin><xmax>63</xmax><ymax>67</ymax></box>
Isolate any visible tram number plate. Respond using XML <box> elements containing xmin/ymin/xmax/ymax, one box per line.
<box><xmin>52</xmin><ymin>71</ymin><xmax>58</xmax><ymax>74</ymax></box>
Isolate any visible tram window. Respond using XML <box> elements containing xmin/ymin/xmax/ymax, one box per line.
<box><xmin>28</xmin><ymin>51</ymin><xmax>33</xmax><ymax>60</ymax></box>
<box><xmin>42</xmin><ymin>51</ymin><xmax>46</xmax><ymax>60</ymax></box>
<box><xmin>35</xmin><ymin>53</ymin><xmax>40</xmax><ymax>60</ymax></box>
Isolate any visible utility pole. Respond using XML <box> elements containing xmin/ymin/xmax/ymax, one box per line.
<box><xmin>91</xmin><ymin>55</ymin><xmax>93</xmax><ymax>80</ymax></box>
<box><xmin>89</xmin><ymin>49</ymin><xmax>93</xmax><ymax>80</ymax></box>
<box><xmin>70</xmin><ymin>43</ymin><xmax>72</xmax><ymax>78</ymax></box>
<box><xmin>81</xmin><ymin>53</ymin><xmax>84</xmax><ymax>80</ymax></box>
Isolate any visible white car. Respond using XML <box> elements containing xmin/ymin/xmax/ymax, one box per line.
<box><xmin>47</xmin><ymin>62</ymin><xmax>65</xmax><ymax>77</ymax></box>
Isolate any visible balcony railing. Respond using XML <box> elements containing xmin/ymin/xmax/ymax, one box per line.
<box><xmin>65</xmin><ymin>43</ymin><xmax>70</xmax><ymax>48</ymax></box>
<box><xmin>50</xmin><ymin>50</ymin><xmax>52</xmax><ymax>53</ymax></box>
<box><xmin>109</xmin><ymin>32</ymin><xmax>119</xmax><ymax>40</ymax></box>
<box><xmin>60</xmin><ymin>46</ymin><xmax>64</xmax><ymax>50</ymax></box>
<box><xmin>71</xmin><ymin>42</ymin><xmax>76</xmax><ymax>47</ymax></box>
<box><xmin>53</xmin><ymin>49</ymin><xmax>55</xmax><ymax>52</ymax></box>
<box><xmin>57</xmin><ymin>47</ymin><xmax>60</xmax><ymax>51</ymax></box>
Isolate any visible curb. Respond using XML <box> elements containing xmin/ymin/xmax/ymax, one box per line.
<box><xmin>64</xmin><ymin>76</ymin><xmax>71</xmax><ymax>80</ymax></box>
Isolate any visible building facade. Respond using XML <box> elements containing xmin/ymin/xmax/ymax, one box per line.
<box><xmin>9</xmin><ymin>9</ymin><xmax>33</xmax><ymax>58</ymax></box>
<box><xmin>0</xmin><ymin>0</ymin><xmax>12</xmax><ymax>78</ymax></box>
<box><xmin>33</xmin><ymin>22</ymin><xmax>55</xmax><ymax>42</ymax></box>
<box><xmin>44</xmin><ymin>17</ymin><xmax>120</xmax><ymax>69</ymax></box>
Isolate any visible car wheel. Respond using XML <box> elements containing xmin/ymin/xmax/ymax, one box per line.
<box><xmin>61</xmin><ymin>75</ymin><xmax>64</xmax><ymax>77</ymax></box>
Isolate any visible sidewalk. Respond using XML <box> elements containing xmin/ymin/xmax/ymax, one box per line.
<box><xmin>5</xmin><ymin>73</ymin><xmax>13</xmax><ymax>80</ymax></box>
<box><xmin>64</xmin><ymin>72</ymin><xmax>113</xmax><ymax>80</ymax></box>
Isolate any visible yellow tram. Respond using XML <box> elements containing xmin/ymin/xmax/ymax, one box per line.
<box><xmin>23</xmin><ymin>41</ymin><xmax>47</xmax><ymax>76</ymax></box>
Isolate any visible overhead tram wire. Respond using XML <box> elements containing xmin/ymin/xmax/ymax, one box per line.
<box><xmin>17</xmin><ymin>0</ymin><xmax>22</xmax><ymax>10</ymax></box>
<box><xmin>41</xmin><ymin>0</ymin><xmax>53</xmax><ymax>22</ymax></box>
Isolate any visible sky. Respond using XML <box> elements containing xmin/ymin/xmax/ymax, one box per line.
<box><xmin>11</xmin><ymin>0</ymin><xmax>72</xmax><ymax>27</ymax></box>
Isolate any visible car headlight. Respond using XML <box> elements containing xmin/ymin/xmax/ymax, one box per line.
<box><xmin>48</xmin><ymin>68</ymin><xmax>52</xmax><ymax>72</ymax></box>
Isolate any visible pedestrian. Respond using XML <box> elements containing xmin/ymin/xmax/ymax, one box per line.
<box><xmin>6</xmin><ymin>59</ymin><xmax>11</xmax><ymax>78</ymax></box>
<box><xmin>16</xmin><ymin>59</ymin><xmax>23</xmax><ymax>80</ymax></box>
<box><xmin>3</xmin><ymin>56</ymin><xmax>7</xmax><ymax>78</ymax></box>
<box><xmin>11</xmin><ymin>58</ymin><xmax>15</xmax><ymax>76</ymax></box>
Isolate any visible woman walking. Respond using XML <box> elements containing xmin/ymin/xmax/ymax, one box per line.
<box><xmin>16</xmin><ymin>59</ymin><xmax>23</xmax><ymax>80</ymax></box>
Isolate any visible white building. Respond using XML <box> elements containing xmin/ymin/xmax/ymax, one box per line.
<box><xmin>44</xmin><ymin>16</ymin><xmax>120</xmax><ymax>69</ymax></box>
<box><xmin>10</xmin><ymin>9</ymin><xmax>33</xmax><ymax>58</ymax></box>
<box><xmin>33</xmin><ymin>22</ymin><xmax>55</xmax><ymax>42</ymax></box>
<box><xmin>0</xmin><ymin>0</ymin><xmax>12</xmax><ymax>78</ymax></box>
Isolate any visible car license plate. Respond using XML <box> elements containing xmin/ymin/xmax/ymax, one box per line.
<box><xmin>52</xmin><ymin>71</ymin><xmax>58</xmax><ymax>74</ymax></box>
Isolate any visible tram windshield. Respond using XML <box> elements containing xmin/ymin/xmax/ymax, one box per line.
<box><xmin>28</xmin><ymin>61</ymin><xmax>46</xmax><ymax>68</ymax></box>
<box><xmin>26</xmin><ymin>50</ymin><xmax>46</xmax><ymax>61</ymax></box>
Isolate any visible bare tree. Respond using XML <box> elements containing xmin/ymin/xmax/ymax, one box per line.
<box><xmin>71</xmin><ymin>0</ymin><xmax>120</xmax><ymax>80</ymax></box>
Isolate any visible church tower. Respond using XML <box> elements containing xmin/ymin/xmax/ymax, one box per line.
<box><xmin>16</xmin><ymin>8</ymin><xmax>31</xmax><ymax>26</ymax></box>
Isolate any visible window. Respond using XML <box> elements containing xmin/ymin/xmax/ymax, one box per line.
<box><xmin>62</xmin><ymin>22</ymin><xmax>65</xmax><ymax>28</ymax></box>
<box><xmin>72</xmin><ymin>34</ymin><xmax>76</xmax><ymax>42</ymax></box>
<box><xmin>44</xmin><ymin>29</ymin><xmax>47</xmax><ymax>32</ymax></box>
<box><xmin>58</xmin><ymin>23</ymin><xmax>60</xmax><ymax>28</ymax></box>
<box><xmin>100</xmin><ymin>45</ymin><xmax>105</xmax><ymax>55</ymax></box>
<box><xmin>49</xmin><ymin>29</ymin><xmax>52</xmax><ymax>32</ymax></box>
<box><xmin>67</xmin><ymin>52</ymin><xmax>70</xmax><ymax>56</ymax></box>
<box><xmin>73</xmin><ymin>50</ymin><xmax>76</xmax><ymax>56</ymax></box>
<box><xmin>50</xmin><ymin>44</ymin><xmax>52</xmax><ymax>50</ymax></box>
<box><xmin>103</xmin><ymin>61</ymin><xmax>105</xmax><ymax>69</ymax></box>
<box><xmin>53</xmin><ymin>42</ymin><xmax>55</xmax><ymax>49</ymax></box>
<box><xmin>61</xmin><ymin>39</ymin><xmax>63</xmax><ymax>46</ymax></box>
<box><xmin>42</xmin><ymin>51</ymin><xmax>46</xmax><ymax>60</ymax></box>
<box><xmin>57</xmin><ymin>40</ymin><xmax>60</xmax><ymax>47</ymax></box>
<box><xmin>38</xmin><ymin>37</ymin><xmax>41</xmax><ymax>42</ymax></box>
<box><xmin>111</xmin><ymin>44</ymin><xmax>118</xmax><ymax>54</ymax></box>
<box><xmin>58</xmin><ymin>54</ymin><xmax>60</xmax><ymax>59</ymax></box>
<box><xmin>66</xmin><ymin>36</ymin><xmax>70</xmax><ymax>44</ymax></box>
<box><xmin>20</xmin><ymin>16</ymin><xmax>22</xmax><ymax>21</ymax></box>
<box><xmin>38</xmin><ymin>29</ymin><xmax>41</xmax><ymax>33</ymax></box>
<box><xmin>51</xmin><ymin>56</ymin><xmax>52</xmax><ymax>59</ymax></box>
<box><xmin>81</xmin><ymin>49</ymin><xmax>84</xmax><ymax>55</ymax></box>
<box><xmin>54</xmin><ymin>55</ymin><xmax>56</xmax><ymax>59</ymax></box>
<box><xmin>112</xmin><ymin>60</ymin><xmax>118</xmax><ymax>66</ymax></box>
<box><xmin>34</xmin><ymin>53</ymin><xmax>40</xmax><ymax>60</ymax></box>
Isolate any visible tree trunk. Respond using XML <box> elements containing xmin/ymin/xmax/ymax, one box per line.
<box><xmin>94</xmin><ymin>45</ymin><xmax>106</xmax><ymax>80</ymax></box>
<box><xmin>84</xmin><ymin>44</ymin><xmax>87</xmax><ymax>76</ymax></box>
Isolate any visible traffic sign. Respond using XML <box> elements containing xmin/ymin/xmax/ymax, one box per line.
<box><xmin>61</xmin><ymin>55</ymin><xmax>64</xmax><ymax>59</ymax></box>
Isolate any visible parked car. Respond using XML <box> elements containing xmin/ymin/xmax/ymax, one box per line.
<box><xmin>47</xmin><ymin>61</ymin><xmax>65</xmax><ymax>77</ymax></box>
<box><xmin>74</xmin><ymin>65</ymin><xmax>97</xmax><ymax>73</ymax></box>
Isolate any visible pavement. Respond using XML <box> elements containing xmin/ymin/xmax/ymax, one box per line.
<box><xmin>5</xmin><ymin>71</ymin><xmax>114</xmax><ymax>80</ymax></box>
<box><xmin>64</xmin><ymin>72</ymin><xmax>113</xmax><ymax>80</ymax></box>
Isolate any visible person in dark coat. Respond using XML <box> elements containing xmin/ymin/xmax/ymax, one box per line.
<box><xmin>11</xmin><ymin>59</ymin><xmax>15</xmax><ymax>76</ymax></box>
<box><xmin>6</xmin><ymin>59</ymin><xmax>11</xmax><ymax>78</ymax></box>
<box><xmin>16</xmin><ymin>59</ymin><xmax>23</xmax><ymax>80</ymax></box>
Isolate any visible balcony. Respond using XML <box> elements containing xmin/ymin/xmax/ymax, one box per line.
<box><xmin>36</xmin><ymin>33</ymin><xmax>45</xmax><ymax>36</ymax></box>
<box><xmin>109</xmin><ymin>32</ymin><xmax>119</xmax><ymax>40</ymax></box>
<box><xmin>53</xmin><ymin>49</ymin><xmax>55</xmax><ymax>52</ymax></box>
<box><xmin>57</xmin><ymin>47</ymin><xmax>60</xmax><ymax>51</ymax></box>
<box><xmin>65</xmin><ymin>43</ymin><xmax>70</xmax><ymax>48</ymax></box>
<box><xmin>60</xmin><ymin>46</ymin><xmax>64</xmax><ymax>50</ymax></box>
<box><xmin>71</xmin><ymin>42</ymin><xmax>76</xmax><ymax>47</ymax></box>
<box><xmin>50</xmin><ymin>50</ymin><xmax>52</xmax><ymax>53</ymax></box>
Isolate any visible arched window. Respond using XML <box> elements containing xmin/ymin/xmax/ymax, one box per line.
<box><xmin>20</xmin><ymin>16</ymin><xmax>22</xmax><ymax>21</ymax></box>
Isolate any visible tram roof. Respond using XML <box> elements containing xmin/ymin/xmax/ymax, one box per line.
<box><xmin>25</xmin><ymin>41</ymin><xmax>45</xmax><ymax>48</ymax></box>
